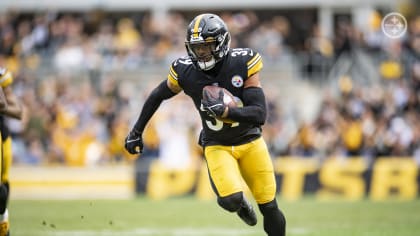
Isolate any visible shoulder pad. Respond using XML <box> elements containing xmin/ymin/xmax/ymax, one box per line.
<box><xmin>230</xmin><ymin>48</ymin><xmax>263</xmax><ymax>77</ymax></box>
<box><xmin>172</xmin><ymin>56</ymin><xmax>193</xmax><ymax>69</ymax></box>
<box><xmin>229</xmin><ymin>48</ymin><xmax>255</xmax><ymax>57</ymax></box>
<box><xmin>167</xmin><ymin>57</ymin><xmax>192</xmax><ymax>87</ymax></box>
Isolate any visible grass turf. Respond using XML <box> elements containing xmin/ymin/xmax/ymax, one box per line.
<box><xmin>9</xmin><ymin>196</ymin><xmax>420</xmax><ymax>236</ymax></box>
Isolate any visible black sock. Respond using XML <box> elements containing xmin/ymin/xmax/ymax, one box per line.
<box><xmin>4</xmin><ymin>182</ymin><xmax>9</xmax><ymax>206</ymax></box>
<box><xmin>0</xmin><ymin>185</ymin><xmax>8</xmax><ymax>214</ymax></box>
<box><xmin>258</xmin><ymin>199</ymin><xmax>286</xmax><ymax>236</ymax></box>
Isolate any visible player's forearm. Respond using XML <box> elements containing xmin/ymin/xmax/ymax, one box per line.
<box><xmin>1</xmin><ymin>98</ymin><xmax>22</xmax><ymax>120</ymax></box>
<box><xmin>226</xmin><ymin>87</ymin><xmax>267</xmax><ymax>125</ymax></box>
<box><xmin>0</xmin><ymin>104</ymin><xmax>22</xmax><ymax>119</ymax></box>
<box><xmin>0</xmin><ymin>86</ymin><xmax>23</xmax><ymax>119</ymax></box>
<box><xmin>132</xmin><ymin>80</ymin><xmax>177</xmax><ymax>133</ymax></box>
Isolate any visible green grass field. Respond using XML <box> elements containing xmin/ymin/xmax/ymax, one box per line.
<box><xmin>9</xmin><ymin>197</ymin><xmax>420</xmax><ymax>236</ymax></box>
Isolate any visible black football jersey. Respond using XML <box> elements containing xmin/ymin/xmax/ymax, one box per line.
<box><xmin>0</xmin><ymin>68</ymin><xmax>13</xmax><ymax>140</ymax></box>
<box><xmin>0</xmin><ymin>116</ymin><xmax>8</xmax><ymax>140</ymax></box>
<box><xmin>167</xmin><ymin>48</ymin><xmax>264</xmax><ymax>146</ymax></box>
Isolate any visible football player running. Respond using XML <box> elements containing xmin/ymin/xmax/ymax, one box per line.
<box><xmin>125</xmin><ymin>13</ymin><xmax>286</xmax><ymax>236</ymax></box>
<box><xmin>0</xmin><ymin>67</ymin><xmax>20</xmax><ymax>236</ymax></box>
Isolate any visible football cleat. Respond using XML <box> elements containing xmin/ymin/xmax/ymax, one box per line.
<box><xmin>237</xmin><ymin>200</ymin><xmax>257</xmax><ymax>226</ymax></box>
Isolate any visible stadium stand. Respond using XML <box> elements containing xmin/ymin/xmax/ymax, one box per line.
<box><xmin>0</xmin><ymin>1</ymin><xmax>418</xmax><ymax>169</ymax></box>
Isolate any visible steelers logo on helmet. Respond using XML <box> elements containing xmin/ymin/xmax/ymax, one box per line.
<box><xmin>231</xmin><ymin>75</ymin><xmax>243</xmax><ymax>87</ymax></box>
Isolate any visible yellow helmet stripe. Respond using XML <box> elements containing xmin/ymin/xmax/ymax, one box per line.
<box><xmin>193</xmin><ymin>14</ymin><xmax>204</xmax><ymax>38</ymax></box>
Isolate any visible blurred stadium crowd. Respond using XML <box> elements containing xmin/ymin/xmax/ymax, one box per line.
<box><xmin>0</xmin><ymin>6</ymin><xmax>419</xmax><ymax>167</ymax></box>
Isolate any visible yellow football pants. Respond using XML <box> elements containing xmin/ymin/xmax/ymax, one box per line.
<box><xmin>204</xmin><ymin>137</ymin><xmax>276</xmax><ymax>204</ymax></box>
<box><xmin>1</xmin><ymin>137</ymin><xmax>11</xmax><ymax>184</ymax></box>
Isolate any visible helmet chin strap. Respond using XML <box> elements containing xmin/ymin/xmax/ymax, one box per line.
<box><xmin>198</xmin><ymin>57</ymin><xmax>216</xmax><ymax>71</ymax></box>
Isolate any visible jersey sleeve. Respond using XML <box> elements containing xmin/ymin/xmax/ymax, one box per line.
<box><xmin>0</xmin><ymin>68</ymin><xmax>14</xmax><ymax>88</ymax></box>
<box><xmin>246</xmin><ymin>49</ymin><xmax>263</xmax><ymax>77</ymax></box>
<box><xmin>166</xmin><ymin>57</ymin><xmax>192</xmax><ymax>90</ymax></box>
<box><xmin>167</xmin><ymin>61</ymin><xmax>180</xmax><ymax>87</ymax></box>
<box><xmin>167</xmin><ymin>58</ymin><xmax>191</xmax><ymax>91</ymax></box>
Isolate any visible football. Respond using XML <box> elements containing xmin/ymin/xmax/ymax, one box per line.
<box><xmin>202</xmin><ymin>85</ymin><xmax>238</xmax><ymax>123</ymax></box>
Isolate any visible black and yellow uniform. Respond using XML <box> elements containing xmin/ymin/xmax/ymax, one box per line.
<box><xmin>125</xmin><ymin>13</ymin><xmax>286</xmax><ymax>236</ymax></box>
<box><xmin>0</xmin><ymin>69</ymin><xmax>14</xmax><ymax>187</ymax></box>
<box><xmin>167</xmin><ymin>49</ymin><xmax>276</xmax><ymax>202</ymax></box>
<box><xmin>0</xmin><ymin>67</ymin><xmax>20</xmax><ymax>236</ymax></box>
<box><xmin>168</xmin><ymin>49</ymin><xmax>262</xmax><ymax>146</ymax></box>
<box><xmin>0</xmin><ymin>118</ymin><xmax>11</xmax><ymax>186</ymax></box>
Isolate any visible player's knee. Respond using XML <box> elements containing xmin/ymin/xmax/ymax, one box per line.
<box><xmin>217</xmin><ymin>192</ymin><xmax>243</xmax><ymax>212</ymax></box>
<box><xmin>258</xmin><ymin>199</ymin><xmax>286</xmax><ymax>225</ymax></box>
<box><xmin>258</xmin><ymin>198</ymin><xmax>278</xmax><ymax>214</ymax></box>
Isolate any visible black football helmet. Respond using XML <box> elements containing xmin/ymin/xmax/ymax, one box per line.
<box><xmin>185</xmin><ymin>13</ymin><xmax>231</xmax><ymax>71</ymax></box>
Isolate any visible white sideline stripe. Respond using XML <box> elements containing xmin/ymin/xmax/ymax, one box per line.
<box><xmin>46</xmin><ymin>227</ymin><xmax>309</xmax><ymax>236</ymax></box>
<box><xmin>46</xmin><ymin>227</ymin><xmax>260</xmax><ymax>236</ymax></box>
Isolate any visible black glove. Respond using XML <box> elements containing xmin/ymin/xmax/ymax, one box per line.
<box><xmin>201</xmin><ymin>90</ymin><xmax>226</xmax><ymax>118</ymax></box>
<box><xmin>124</xmin><ymin>129</ymin><xmax>143</xmax><ymax>154</ymax></box>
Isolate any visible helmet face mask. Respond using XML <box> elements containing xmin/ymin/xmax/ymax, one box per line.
<box><xmin>185</xmin><ymin>14</ymin><xmax>231</xmax><ymax>71</ymax></box>
<box><xmin>186</xmin><ymin>40</ymin><xmax>217</xmax><ymax>70</ymax></box>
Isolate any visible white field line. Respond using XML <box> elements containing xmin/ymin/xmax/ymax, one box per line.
<box><xmin>44</xmin><ymin>227</ymin><xmax>309</xmax><ymax>236</ymax></box>
<box><xmin>46</xmin><ymin>227</ymin><xmax>259</xmax><ymax>236</ymax></box>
